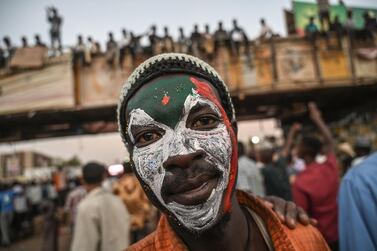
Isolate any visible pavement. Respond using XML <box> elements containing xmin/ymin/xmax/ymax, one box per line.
<box><xmin>0</xmin><ymin>226</ymin><xmax>71</xmax><ymax>251</ymax></box>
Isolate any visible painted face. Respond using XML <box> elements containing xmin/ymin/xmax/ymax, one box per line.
<box><xmin>126</xmin><ymin>74</ymin><xmax>237</xmax><ymax>232</ymax></box>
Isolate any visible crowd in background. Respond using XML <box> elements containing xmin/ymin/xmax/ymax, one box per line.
<box><xmin>1</xmin><ymin>3</ymin><xmax>377</xmax><ymax>72</ymax></box>
<box><xmin>0</xmin><ymin>168</ymin><xmax>81</xmax><ymax>248</ymax></box>
<box><xmin>236</xmin><ymin>103</ymin><xmax>376</xmax><ymax>251</ymax></box>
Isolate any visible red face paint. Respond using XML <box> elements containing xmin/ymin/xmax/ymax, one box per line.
<box><xmin>161</xmin><ymin>94</ymin><xmax>170</xmax><ymax>106</ymax></box>
<box><xmin>190</xmin><ymin>77</ymin><xmax>238</xmax><ymax>213</ymax></box>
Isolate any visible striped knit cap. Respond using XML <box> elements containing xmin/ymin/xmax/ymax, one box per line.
<box><xmin>117</xmin><ymin>53</ymin><xmax>236</xmax><ymax>147</ymax></box>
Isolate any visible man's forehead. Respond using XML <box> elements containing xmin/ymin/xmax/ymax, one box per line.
<box><xmin>126</xmin><ymin>74</ymin><xmax>220</xmax><ymax>129</ymax></box>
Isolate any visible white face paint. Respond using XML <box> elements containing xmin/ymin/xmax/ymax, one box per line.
<box><xmin>127</xmin><ymin>90</ymin><xmax>232</xmax><ymax>231</ymax></box>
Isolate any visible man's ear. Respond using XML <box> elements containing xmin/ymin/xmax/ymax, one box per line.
<box><xmin>231</xmin><ymin>121</ymin><xmax>238</xmax><ymax>137</ymax></box>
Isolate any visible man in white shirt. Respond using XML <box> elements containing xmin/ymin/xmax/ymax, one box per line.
<box><xmin>71</xmin><ymin>162</ymin><xmax>130</xmax><ymax>251</ymax></box>
<box><xmin>236</xmin><ymin>142</ymin><xmax>265</xmax><ymax>197</ymax></box>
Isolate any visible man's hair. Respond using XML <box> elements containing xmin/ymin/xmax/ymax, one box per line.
<box><xmin>82</xmin><ymin>162</ymin><xmax>106</xmax><ymax>184</ymax></box>
<box><xmin>238</xmin><ymin>142</ymin><xmax>245</xmax><ymax>157</ymax></box>
<box><xmin>301</xmin><ymin>135</ymin><xmax>322</xmax><ymax>158</ymax></box>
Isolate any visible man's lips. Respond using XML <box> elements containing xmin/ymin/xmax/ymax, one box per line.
<box><xmin>163</xmin><ymin>174</ymin><xmax>219</xmax><ymax>206</ymax></box>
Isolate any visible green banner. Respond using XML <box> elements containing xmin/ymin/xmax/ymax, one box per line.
<box><xmin>293</xmin><ymin>1</ymin><xmax>377</xmax><ymax>35</ymax></box>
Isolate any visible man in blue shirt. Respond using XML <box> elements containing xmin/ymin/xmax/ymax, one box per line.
<box><xmin>339</xmin><ymin>152</ymin><xmax>377</xmax><ymax>251</ymax></box>
<box><xmin>0</xmin><ymin>184</ymin><xmax>15</xmax><ymax>246</ymax></box>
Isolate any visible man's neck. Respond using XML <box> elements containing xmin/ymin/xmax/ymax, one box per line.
<box><xmin>85</xmin><ymin>183</ymin><xmax>101</xmax><ymax>193</ymax></box>
<box><xmin>303</xmin><ymin>156</ymin><xmax>315</xmax><ymax>165</ymax></box>
<box><xmin>170</xmin><ymin>193</ymin><xmax>249</xmax><ymax>251</ymax></box>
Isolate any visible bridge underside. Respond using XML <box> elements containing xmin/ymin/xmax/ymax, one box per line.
<box><xmin>1</xmin><ymin>83</ymin><xmax>376</xmax><ymax>143</ymax></box>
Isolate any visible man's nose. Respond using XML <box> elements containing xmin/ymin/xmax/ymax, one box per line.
<box><xmin>163</xmin><ymin>150</ymin><xmax>205</xmax><ymax>169</ymax></box>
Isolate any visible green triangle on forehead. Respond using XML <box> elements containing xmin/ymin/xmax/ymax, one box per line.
<box><xmin>127</xmin><ymin>75</ymin><xmax>196</xmax><ymax>129</ymax></box>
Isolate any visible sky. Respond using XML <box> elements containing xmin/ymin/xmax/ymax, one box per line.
<box><xmin>1</xmin><ymin>0</ymin><xmax>377</xmax><ymax>48</ymax></box>
<box><xmin>0</xmin><ymin>0</ymin><xmax>376</xmax><ymax>165</ymax></box>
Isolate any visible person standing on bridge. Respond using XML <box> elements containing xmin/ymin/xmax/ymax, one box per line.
<box><xmin>46</xmin><ymin>6</ymin><xmax>63</xmax><ymax>56</ymax></box>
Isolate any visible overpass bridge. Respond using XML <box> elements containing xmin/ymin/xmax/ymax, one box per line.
<box><xmin>0</xmin><ymin>36</ymin><xmax>376</xmax><ymax>142</ymax></box>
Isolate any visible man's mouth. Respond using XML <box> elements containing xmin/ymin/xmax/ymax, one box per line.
<box><xmin>164</xmin><ymin>174</ymin><xmax>219</xmax><ymax>206</ymax></box>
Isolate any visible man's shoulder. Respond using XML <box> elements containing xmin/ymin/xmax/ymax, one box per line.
<box><xmin>126</xmin><ymin>232</ymin><xmax>156</xmax><ymax>251</ymax></box>
<box><xmin>237</xmin><ymin>190</ymin><xmax>330</xmax><ymax>251</ymax></box>
<box><xmin>344</xmin><ymin>153</ymin><xmax>377</xmax><ymax>189</ymax></box>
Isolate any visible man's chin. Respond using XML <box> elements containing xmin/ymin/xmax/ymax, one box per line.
<box><xmin>166</xmin><ymin>205</ymin><xmax>231</xmax><ymax>236</ymax></box>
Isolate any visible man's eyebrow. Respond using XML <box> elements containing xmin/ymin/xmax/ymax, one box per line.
<box><xmin>188</xmin><ymin>103</ymin><xmax>217</xmax><ymax>115</ymax></box>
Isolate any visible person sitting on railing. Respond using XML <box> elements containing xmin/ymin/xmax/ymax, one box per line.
<box><xmin>34</xmin><ymin>34</ymin><xmax>47</xmax><ymax>48</ymax></box>
<box><xmin>106</xmin><ymin>32</ymin><xmax>118</xmax><ymax>67</ymax></box>
<box><xmin>317</xmin><ymin>0</ymin><xmax>330</xmax><ymax>32</ymax></box>
<box><xmin>0</xmin><ymin>47</ymin><xmax>5</xmax><ymax>69</ymax></box>
<box><xmin>2</xmin><ymin>36</ymin><xmax>16</xmax><ymax>67</ymax></box>
<box><xmin>259</xmin><ymin>18</ymin><xmax>273</xmax><ymax>40</ymax></box>
<box><xmin>344</xmin><ymin>10</ymin><xmax>355</xmax><ymax>31</ymax></box>
<box><xmin>148</xmin><ymin>25</ymin><xmax>160</xmax><ymax>56</ymax></box>
<box><xmin>21</xmin><ymin>36</ymin><xmax>29</xmax><ymax>48</ymax></box>
<box><xmin>213</xmin><ymin>21</ymin><xmax>230</xmax><ymax>56</ymax></box>
<box><xmin>129</xmin><ymin>32</ymin><xmax>142</xmax><ymax>66</ymax></box>
<box><xmin>73</xmin><ymin>35</ymin><xmax>90</xmax><ymax>67</ymax></box>
<box><xmin>161</xmin><ymin>27</ymin><xmax>175</xmax><ymax>53</ymax></box>
<box><xmin>176</xmin><ymin>27</ymin><xmax>190</xmax><ymax>54</ymax></box>
<box><xmin>305</xmin><ymin>17</ymin><xmax>319</xmax><ymax>43</ymax></box>
<box><xmin>202</xmin><ymin>24</ymin><xmax>215</xmax><ymax>61</ymax></box>
<box><xmin>362</xmin><ymin>11</ymin><xmax>377</xmax><ymax>43</ymax></box>
<box><xmin>190</xmin><ymin>24</ymin><xmax>203</xmax><ymax>57</ymax></box>
<box><xmin>329</xmin><ymin>15</ymin><xmax>344</xmax><ymax>49</ymax></box>
<box><xmin>230</xmin><ymin>19</ymin><xmax>249</xmax><ymax>57</ymax></box>
<box><xmin>87</xmin><ymin>36</ymin><xmax>101</xmax><ymax>58</ymax></box>
<box><xmin>119</xmin><ymin>29</ymin><xmax>130</xmax><ymax>67</ymax></box>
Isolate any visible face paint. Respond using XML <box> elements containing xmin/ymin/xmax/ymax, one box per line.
<box><xmin>127</xmin><ymin>75</ymin><xmax>235</xmax><ymax>232</ymax></box>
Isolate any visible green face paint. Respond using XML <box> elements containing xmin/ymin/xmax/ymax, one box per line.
<box><xmin>127</xmin><ymin>75</ymin><xmax>196</xmax><ymax>129</ymax></box>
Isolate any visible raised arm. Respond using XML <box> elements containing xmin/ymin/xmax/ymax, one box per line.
<box><xmin>308</xmin><ymin>102</ymin><xmax>334</xmax><ymax>153</ymax></box>
<box><xmin>281</xmin><ymin>123</ymin><xmax>301</xmax><ymax>157</ymax></box>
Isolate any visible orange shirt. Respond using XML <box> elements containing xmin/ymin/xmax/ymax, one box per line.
<box><xmin>126</xmin><ymin>190</ymin><xmax>330</xmax><ymax>251</ymax></box>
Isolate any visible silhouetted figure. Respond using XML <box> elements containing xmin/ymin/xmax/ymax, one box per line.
<box><xmin>363</xmin><ymin>11</ymin><xmax>377</xmax><ymax>42</ymax></box>
<box><xmin>317</xmin><ymin>0</ymin><xmax>330</xmax><ymax>31</ymax></box>
<box><xmin>73</xmin><ymin>35</ymin><xmax>88</xmax><ymax>66</ymax></box>
<box><xmin>87</xmin><ymin>36</ymin><xmax>100</xmax><ymax>57</ymax></box>
<box><xmin>161</xmin><ymin>26</ymin><xmax>174</xmax><ymax>53</ymax></box>
<box><xmin>202</xmin><ymin>24</ymin><xmax>214</xmax><ymax>60</ymax></box>
<box><xmin>190</xmin><ymin>24</ymin><xmax>202</xmax><ymax>57</ymax></box>
<box><xmin>34</xmin><ymin>34</ymin><xmax>47</xmax><ymax>48</ymax></box>
<box><xmin>21</xmin><ymin>36</ymin><xmax>28</xmax><ymax>48</ymax></box>
<box><xmin>259</xmin><ymin>18</ymin><xmax>273</xmax><ymax>40</ymax></box>
<box><xmin>2</xmin><ymin>36</ymin><xmax>15</xmax><ymax>66</ymax></box>
<box><xmin>106</xmin><ymin>32</ymin><xmax>118</xmax><ymax>67</ymax></box>
<box><xmin>129</xmin><ymin>32</ymin><xmax>141</xmax><ymax>65</ymax></box>
<box><xmin>230</xmin><ymin>19</ymin><xmax>249</xmax><ymax>57</ymax></box>
<box><xmin>41</xmin><ymin>201</ymin><xmax>59</xmax><ymax>251</ymax></box>
<box><xmin>148</xmin><ymin>25</ymin><xmax>160</xmax><ymax>55</ymax></box>
<box><xmin>305</xmin><ymin>17</ymin><xmax>319</xmax><ymax>42</ymax></box>
<box><xmin>213</xmin><ymin>22</ymin><xmax>229</xmax><ymax>56</ymax></box>
<box><xmin>344</xmin><ymin>10</ymin><xmax>355</xmax><ymax>31</ymax></box>
<box><xmin>330</xmin><ymin>15</ymin><xmax>344</xmax><ymax>49</ymax></box>
<box><xmin>0</xmin><ymin>47</ymin><xmax>5</xmax><ymax>69</ymax></box>
<box><xmin>119</xmin><ymin>29</ymin><xmax>130</xmax><ymax>67</ymax></box>
<box><xmin>177</xmin><ymin>27</ymin><xmax>189</xmax><ymax>54</ymax></box>
<box><xmin>47</xmin><ymin>7</ymin><xmax>63</xmax><ymax>56</ymax></box>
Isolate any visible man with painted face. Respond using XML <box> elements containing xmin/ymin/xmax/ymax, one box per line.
<box><xmin>118</xmin><ymin>53</ymin><xmax>330</xmax><ymax>251</ymax></box>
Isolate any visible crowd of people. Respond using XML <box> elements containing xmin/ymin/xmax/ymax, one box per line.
<box><xmin>0</xmin><ymin>168</ymin><xmax>79</xmax><ymax>248</ymax></box>
<box><xmin>237</xmin><ymin>102</ymin><xmax>376</xmax><ymax>251</ymax></box>
<box><xmin>305</xmin><ymin>3</ymin><xmax>377</xmax><ymax>48</ymax></box>
<box><xmin>70</xmin><ymin>18</ymin><xmax>261</xmax><ymax>69</ymax></box>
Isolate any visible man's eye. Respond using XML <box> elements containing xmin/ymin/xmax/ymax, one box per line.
<box><xmin>135</xmin><ymin>131</ymin><xmax>162</xmax><ymax>146</ymax></box>
<box><xmin>192</xmin><ymin>115</ymin><xmax>219</xmax><ymax>130</ymax></box>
